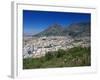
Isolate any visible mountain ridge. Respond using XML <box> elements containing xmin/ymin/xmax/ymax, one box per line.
<box><xmin>33</xmin><ymin>22</ymin><xmax>90</xmax><ymax>38</ymax></box>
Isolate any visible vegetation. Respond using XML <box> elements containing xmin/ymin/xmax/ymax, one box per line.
<box><xmin>23</xmin><ymin>46</ymin><xmax>91</xmax><ymax>69</ymax></box>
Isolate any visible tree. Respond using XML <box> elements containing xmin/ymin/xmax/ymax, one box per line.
<box><xmin>56</xmin><ymin>49</ymin><xmax>66</xmax><ymax>58</ymax></box>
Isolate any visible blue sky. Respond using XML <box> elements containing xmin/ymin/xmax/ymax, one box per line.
<box><xmin>23</xmin><ymin>10</ymin><xmax>91</xmax><ymax>35</ymax></box>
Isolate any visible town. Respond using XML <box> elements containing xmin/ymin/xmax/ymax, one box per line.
<box><xmin>23</xmin><ymin>36</ymin><xmax>90</xmax><ymax>58</ymax></box>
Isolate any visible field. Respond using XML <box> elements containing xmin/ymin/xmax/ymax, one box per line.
<box><xmin>23</xmin><ymin>46</ymin><xmax>91</xmax><ymax>69</ymax></box>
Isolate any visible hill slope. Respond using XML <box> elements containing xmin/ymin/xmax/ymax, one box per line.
<box><xmin>34</xmin><ymin>24</ymin><xmax>64</xmax><ymax>37</ymax></box>
<box><xmin>33</xmin><ymin>22</ymin><xmax>90</xmax><ymax>38</ymax></box>
<box><xmin>63</xmin><ymin>22</ymin><xmax>90</xmax><ymax>38</ymax></box>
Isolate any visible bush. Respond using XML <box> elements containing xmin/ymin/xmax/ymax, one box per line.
<box><xmin>56</xmin><ymin>49</ymin><xmax>66</xmax><ymax>58</ymax></box>
<box><xmin>45</xmin><ymin>51</ymin><xmax>54</xmax><ymax>60</ymax></box>
<box><xmin>28</xmin><ymin>51</ymin><xmax>32</xmax><ymax>55</ymax></box>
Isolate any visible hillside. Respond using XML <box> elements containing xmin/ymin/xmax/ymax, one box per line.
<box><xmin>64</xmin><ymin>22</ymin><xmax>90</xmax><ymax>38</ymax></box>
<box><xmin>34</xmin><ymin>24</ymin><xmax>64</xmax><ymax>37</ymax></box>
<box><xmin>33</xmin><ymin>22</ymin><xmax>90</xmax><ymax>38</ymax></box>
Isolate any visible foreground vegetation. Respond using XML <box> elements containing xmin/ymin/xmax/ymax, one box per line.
<box><xmin>23</xmin><ymin>46</ymin><xmax>91</xmax><ymax>69</ymax></box>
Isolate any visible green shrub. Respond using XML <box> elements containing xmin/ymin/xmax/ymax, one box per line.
<box><xmin>45</xmin><ymin>51</ymin><xmax>54</xmax><ymax>60</ymax></box>
<box><xmin>56</xmin><ymin>49</ymin><xmax>66</xmax><ymax>58</ymax></box>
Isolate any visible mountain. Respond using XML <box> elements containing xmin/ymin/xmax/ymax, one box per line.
<box><xmin>64</xmin><ymin>22</ymin><xmax>90</xmax><ymax>38</ymax></box>
<box><xmin>33</xmin><ymin>22</ymin><xmax>90</xmax><ymax>38</ymax></box>
<box><xmin>34</xmin><ymin>24</ymin><xmax>64</xmax><ymax>37</ymax></box>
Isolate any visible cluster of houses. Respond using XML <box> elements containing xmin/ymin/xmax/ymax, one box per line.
<box><xmin>23</xmin><ymin>36</ymin><xmax>90</xmax><ymax>58</ymax></box>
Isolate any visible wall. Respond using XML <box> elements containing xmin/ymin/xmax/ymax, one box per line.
<box><xmin>0</xmin><ymin>0</ymin><xmax>99</xmax><ymax>80</ymax></box>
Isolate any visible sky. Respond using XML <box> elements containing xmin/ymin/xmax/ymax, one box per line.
<box><xmin>23</xmin><ymin>10</ymin><xmax>91</xmax><ymax>35</ymax></box>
